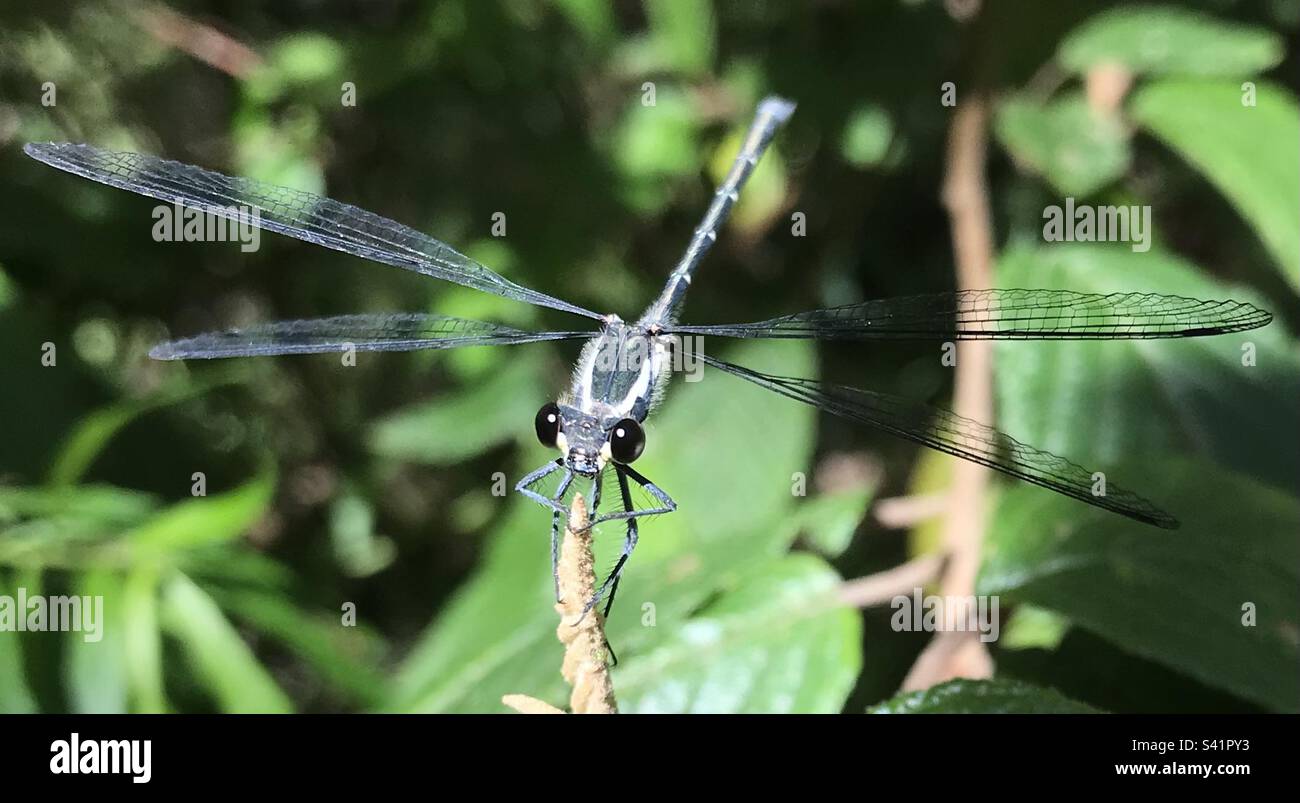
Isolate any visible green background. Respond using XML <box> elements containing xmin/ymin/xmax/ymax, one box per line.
<box><xmin>0</xmin><ymin>0</ymin><xmax>1296</xmax><ymax>713</ymax></box>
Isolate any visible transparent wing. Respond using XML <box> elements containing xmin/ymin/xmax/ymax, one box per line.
<box><xmin>669</xmin><ymin>289</ymin><xmax>1272</xmax><ymax>340</ymax></box>
<box><xmin>24</xmin><ymin>142</ymin><xmax>600</xmax><ymax>320</ymax></box>
<box><xmin>700</xmin><ymin>354</ymin><xmax>1179</xmax><ymax>528</ymax></box>
<box><xmin>150</xmin><ymin>313</ymin><xmax>591</xmax><ymax>359</ymax></box>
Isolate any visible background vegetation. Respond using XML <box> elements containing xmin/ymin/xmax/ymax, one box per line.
<box><xmin>0</xmin><ymin>0</ymin><xmax>1296</xmax><ymax>713</ymax></box>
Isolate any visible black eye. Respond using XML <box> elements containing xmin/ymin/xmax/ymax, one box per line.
<box><xmin>608</xmin><ymin>418</ymin><xmax>645</xmax><ymax>464</ymax></box>
<box><xmin>534</xmin><ymin>402</ymin><xmax>561</xmax><ymax>448</ymax></box>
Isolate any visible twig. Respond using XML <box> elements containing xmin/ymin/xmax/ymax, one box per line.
<box><xmin>901</xmin><ymin>92</ymin><xmax>997</xmax><ymax>691</ymax></box>
<box><xmin>502</xmin><ymin>494</ymin><xmax>618</xmax><ymax>714</ymax></box>
<box><xmin>872</xmin><ymin>492</ymin><xmax>949</xmax><ymax>529</ymax></box>
<box><xmin>133</xmin><ymin>3</ymin><xmax>264</xmax><ymax>79</ymax></box>
<box><xmin>838</xmin><ymin>555</ymin><xmax>946</xmax><ymax>609</ymax></box>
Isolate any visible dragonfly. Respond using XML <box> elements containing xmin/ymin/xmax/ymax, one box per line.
<box><xmin>25</xmin><ymin>96</ymin><xmax>1273</xmax><ymax>623</ymax></box>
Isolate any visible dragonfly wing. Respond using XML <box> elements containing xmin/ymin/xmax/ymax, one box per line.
<box><xmin>24</xmin><ymin>142</ymin><xmax>599</xmax><ymax>320</ymax></box>
<box><xmin>670</xmin><ymin>289</ymin><xmax>1271</xmax><ymax>340</ymax></box>
<box><xmin>700</xmin><ymin>354</ymin><xmax>1179</xmax><ymax>528</ymax></box>
<box><xmin>150</xmin><ymin>313</ymin><xmax>591</xmax><ymax>359</ymax></box>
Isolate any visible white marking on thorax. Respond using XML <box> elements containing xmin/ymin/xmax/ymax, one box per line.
<box><xmin>571</xmin><ymin>332</ymin><xmax>671</xmax><ymax>420</ymax></box>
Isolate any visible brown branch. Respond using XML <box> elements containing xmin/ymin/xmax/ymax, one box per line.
<box><xmin>503</xmin><ymin>494</ymin><xmax>617</xmax><ymax>714</ymax></box>
<box><xmin>901</xmin><ymin>92</ymin><xmax>997</xmax><ymax>691</ymax></box>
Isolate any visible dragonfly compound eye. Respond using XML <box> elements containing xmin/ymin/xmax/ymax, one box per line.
<box><xmin>608</xmin><ymin>418</ymin><xmax>645</xmax><ymax>464</ymax></box>
<box><xmin>534</xmin><ymin>402</ymin><xmax>561</xmax><ymax>448</ymax></box>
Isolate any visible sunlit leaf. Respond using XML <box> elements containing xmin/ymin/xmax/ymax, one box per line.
<box><xmin>1000</xmin><ymin>603</ymin><xmax>1071</xmax><ymax>651</ymax></box>
<box><xmin>995</xmin><ymin>244</ymin><xmax>1298</xmax><ymax>491</ymax></box>
<box><xmin>1059</xmin><ymin>6</ymin><xmax>1284</xmax><ymax>77</ymax></box>
<box><xmin>553</xmin><ymin>0</ymin><xmax>616</xmax><ymax>49</ymax></box>
<box><xmin>609</xmin><ymin>91</ymin><xmax>700</xmax><ymax>214</ymax></box>
<box><xmin>159</xmin><ymin>572</ymin><xmax>292</xmax><ymax>714</ymax></box>
<box><xmin>126</xmin><ymin>465</ymin><xmax>276</xmax><ymax>555</ymax></box>
<box><xmin>64</xmin><ymin>569</ymin><xmax>126</xmax><ymax>713</ymax></box>
<box><xmin>783</xmin><ymin>488</ymin><xmax>872</xmax><ymax>558</ymax></box>
<box><xmin>994</xmin><ymin>93</ymin><xmax>1130</xmax><ymax>197</ymax></box>
<box><xmin>841</xmin><ymin>104</ymin><xmax>894</xmax><ymax>168</ymax></box>
<box><xmin>1132</xmin><ymin>79</ymin><xmax>1300</xmax><ymax>287</ymax></box>
<box><xmin>122</xmin><ymin>563</ymin><xmax>167</xmax><ymax>713</ymax></box>
<box><xmin>646</xmin><ymin>0</ymin><xmax>716</xmax><ymax>76</ymax></box>
<box><xmin>870</xmin><ymin>678</ymin><xmax>1099</xmax><ymax>713</ymax></box>
<box><xmin>615</xmin><ymin>554</ymin><xmax>861</xmax><ymax>713</ymax></box>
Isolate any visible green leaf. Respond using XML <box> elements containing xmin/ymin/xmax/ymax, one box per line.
<box><xmin>999</xmin><ymin>628</ymin><xmax>1265</xmax><ymax>713</ymax></box>
<box><xmin>646</xmin><ymin>0</ymin><xmax>716</xmax><ymax>76</ymax></box>
<box><xmin>47</xmin><ymin>372</ymin><xmax>244</xmax><ymax>486</ymax></box>
<box><xmin>126</xmin><ymin>465</ymin><xmax>276</xmax><ymax>555</ymax></box>
<box><xmin>994</xmin><ymin>93</ymin><xmax>1130</xmax><ymax>197</ymax></box>
<box><xmin>64</xmin><ymin>569</ymin><xmax>126</xmax><ymax>713</ymax></box>
<box><xmin>244</xmin><ymin>32</ymin><xmax>347</xmax><ymax>104</ymax></box>
<box><xmin>0</xmin><ymin>573</ymin><xmax>39</xmax><ymax>713</ymax></box>
<box><xmin>269</xmin><ymin>33</ymin><xmax>346</xmax><ymax>84</ymax></box>
<box><xmin>615</xmin><ymin>554</ymin><xmax>861</xmax><ymax>713</ymax></box>
<box><xmin>841</xmin><ymin>104</ymin><xmax>894</xmax><ymax>168</ymax></box>
<box><xmin>1001</xmin><ymin>603</ymin><xmax>1071</xmax><ymax>651</ymax></box>
<box><xmin>994</xmin><ymin>244</ymin><xmax>1298</xmax><ymax>491</ymax></box>
<box><xmin>122</xmin><ymin>564</ymin><xmax>167</xmax><ymax>713</ymax></box>
<box><xmin>1059</xmin><ymin>6</ymin><xmax>1284</xmax><ymax>78</ymax></box>
<box><xmin>0</xmin><ymin>484</ymin><xmax>156</xmax><ymax>525</ymax></box>
<box><xmin>327</xmin><ymin>491</ymin><xmax>395</xmax><ymax>578</ymax></box>
<box><xmin>211</xmin><ymin>588</ymin><xmax>388</xmax><ymax>708</ymax></box>
<box><xmin>1131</xmin><ymin>79</ymin><xmax>1300</xmax><ymax>286</ymax></box>
<box><xmin>0</xmin><ymin>486</ymin><xmax>159</xmax><ymax>568</ymax></box>
<box><xmin>368</xmin><ymin>350</ymin><xmax>547</xmax><ymax>465</ymax></box>
<box><xmin>553</xmin><ymin>0</ymin><xmax>616</xmax><ymax>49</ymax></box>
<box><xmin>609</xmin><ymin>91</ymin><xmax>700</xmax><ymax>214</ymax></box>
<box><xmin>784</xmin><ymin>488</ymin><xmax>873</xmax><ymax>558</ymax></box>
<box><xmin>159</xmin><ymin>572</ymin><xmax>292</xmax><ymax>713</ymax></box>
<box><xmin>979</xmin><ymin>459</ymin><xmax>1300</xmax><ymax>712</ymax></box>
<box><xmin>870</xmin><ymin>678</ymin><xmax>1099</xmax><ymax>713</ymax></box>
<box><xmin>386</xmin><ymin>339</ymin><xmax>817</xmax><ymax>712</ymax></box>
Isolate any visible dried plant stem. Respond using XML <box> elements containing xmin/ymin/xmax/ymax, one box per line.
<box><xmin>503</xmin><ymin>494</ymin><xmax>617</xmax><ymax>714</ymax></box>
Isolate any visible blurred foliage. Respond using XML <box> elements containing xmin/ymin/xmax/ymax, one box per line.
<box><xmin>0</xmin><ymin>0</ymin><xmax>1297</xmax><ymax>713</ymax></box>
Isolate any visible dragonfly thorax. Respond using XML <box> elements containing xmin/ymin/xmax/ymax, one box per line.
<box><xmin>567</xmin><ymin>319</ymin><xmax>672</xmax><ymax>424</ymax></box>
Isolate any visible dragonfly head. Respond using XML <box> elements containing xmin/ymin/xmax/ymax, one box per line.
<box><xmin>534</xmin><ymin>402</ymin><xmax>645</xmax><ymax>477</ymax></box>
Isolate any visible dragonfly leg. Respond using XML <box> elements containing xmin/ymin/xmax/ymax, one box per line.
<box><xmin>601</xmin><ymin>467</ymin><xmax>641</xmax><ymax>621</ymax></box>
<box><xmin>515</xmin><ymin>458</ymin><xmax>569</xmax><ymax>516</ymax></box>
<box><xmin>548</xmin><ymin>470</ymin><xmax>576</xmax><ymax>602</ymax></box>
<box><xmin>589</xmin><ymin>469</ymin><xmax>602</xmax><ymax>518</ymax></box>
<box><xmin>578</xmin><ymin>465</ymin><xmax>674</xmax><ymax>622</ymax></box>
<box><xmin>517</xmin><ymin>459</ymin><xmax>576</xmax><ymax>601</ymax></box>
<box><xmin>584</xmin><ymin>464</ymin><xmax>676</xmax><ymax>529</ymax></box>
